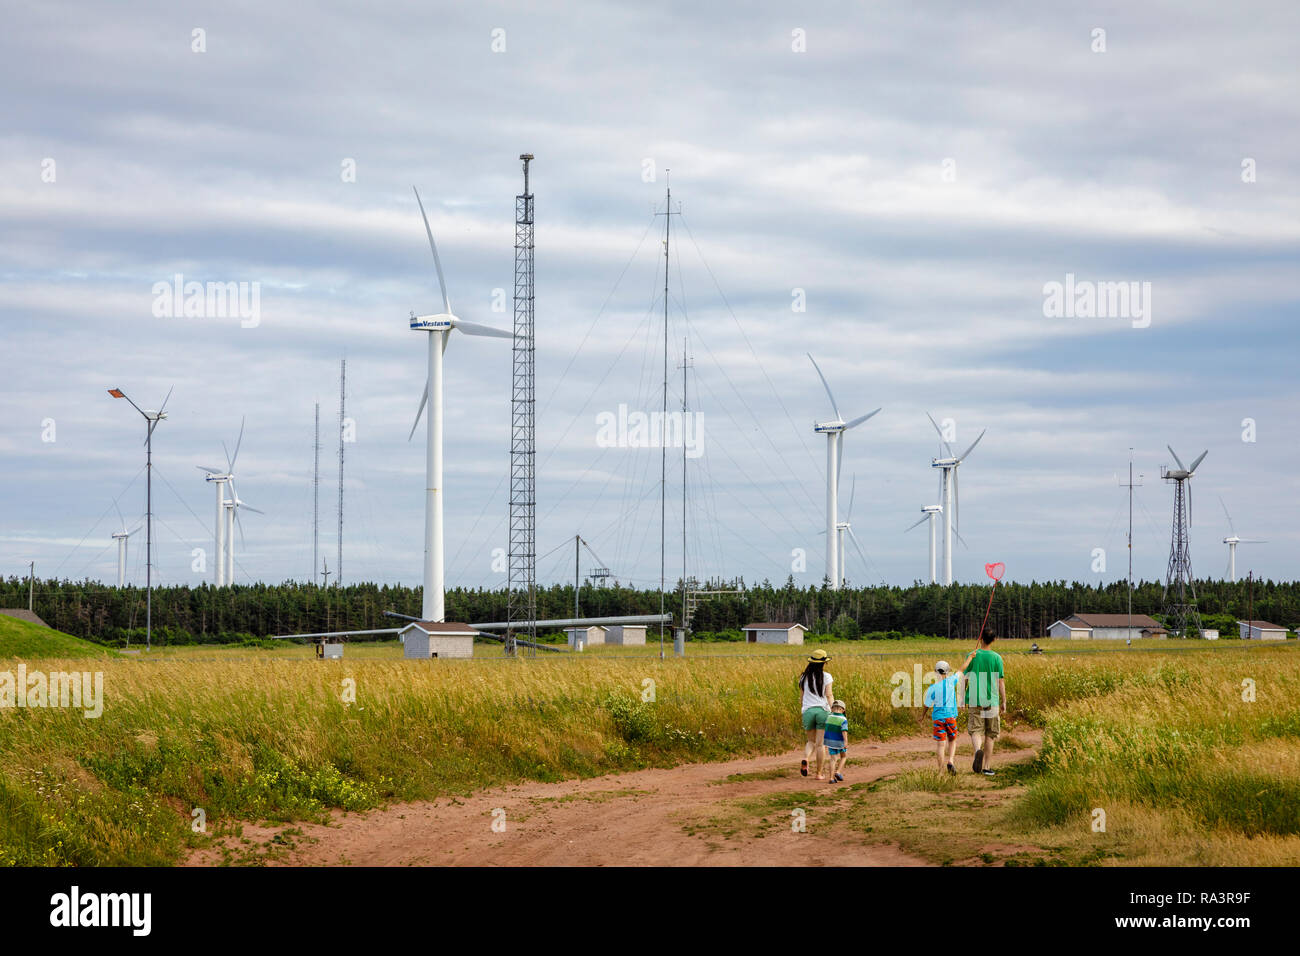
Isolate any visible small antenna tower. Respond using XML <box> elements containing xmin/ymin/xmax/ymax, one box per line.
<box><xmin>1161</xmin><ymin>445</ymin><xmax>1207</xmax><ymax>637</ymax></box>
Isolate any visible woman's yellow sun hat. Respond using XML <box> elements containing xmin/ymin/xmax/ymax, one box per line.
<box><xmin>807</xmin><ymin>648</ymin><xmax>830</xmax><ymax>663</ymax></box>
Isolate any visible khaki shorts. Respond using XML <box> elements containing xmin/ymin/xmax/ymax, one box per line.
<box><xmin>967</xmin><ymin>710</ymin><xmax>1000</xmax><ymax>739</ymax></box>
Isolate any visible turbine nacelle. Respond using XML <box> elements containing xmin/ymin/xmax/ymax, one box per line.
<box><xmin>814</xmin><ymin>420</ymin><xmax>847</xmax><ymax>433</ymax></box>
<box><xmin>410</xmin><ymin>312</ymin><xmax>456</xmax><ymax>331</ymax></box>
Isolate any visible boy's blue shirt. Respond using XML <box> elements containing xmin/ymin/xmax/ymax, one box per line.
<box><xmin>824</xmin><ymin>712</ymin><xmax>849</xmax><ymax>746</ymax></box>
<box><xmin>925</xmin><ymin>674</ymin><xmax>960</xmax><ymax>720</ymax></box>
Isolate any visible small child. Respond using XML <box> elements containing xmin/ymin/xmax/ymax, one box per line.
<box><xmin>924</xmin><ymin>660</ymin><xmax>961</xmax><ymax>775</ymax></box>
<box><xmin>823</xmin><ymin>700</ymin><xmax>850</xmax><ymax>782</ymax></box>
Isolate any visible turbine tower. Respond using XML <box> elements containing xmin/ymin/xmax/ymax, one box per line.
<box><xmin>905</xmin><ymin>505</ymin><xmax>943</xmax><ymax>584</ymax></box>
<box><xmin>1161</xmin><ymin>445</ymin><xmax>1207</xmax><ymax>637</ymax></box>
<box><xmin>223</xmin><ymin>477</ymin><xmax>262</xmax><ymax>584</ymax></box>
<box><xmin>926</xmin><ymin>413</ymin><xmax>985</xmax><ymax>585</ymax></box>
<box><xmin>807</xmin><ymin>354</ymin><xmax>880</xmax><ymax>590</ymax></box>
<box><xmin>108</xmin><ymin>385</ymin><xmax>171</xmax><ymax>651</ymax></box>
<box><xmin>1219</xmin><ymin>496</ymin><xmax>1265</xmax><ymax>583</ymax></box>
<box><xmin>408</xmin><ymin>187</ymin><xmax>513</xmax><ymax>622</ymax></box>
<box><xmin>829</xmin><ymin>474</ymin><xmax>871</xmax><ymax>587</ymax></box>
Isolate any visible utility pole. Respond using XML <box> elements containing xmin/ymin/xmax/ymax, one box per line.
<box><xmin>575</xmin><ymin>534</ymin><xmax>581</xmax><ymax>619</ymax></box>
<box><xmin>679</xmin><ymin>338</ymin><xmax>692</xmax><ymax>637</ymax></box>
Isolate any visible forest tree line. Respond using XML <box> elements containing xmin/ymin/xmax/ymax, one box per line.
<box><xmin>2</xmin><ymin>575</ymin><xmax>1298</xmax><ymax>646</ymax></box>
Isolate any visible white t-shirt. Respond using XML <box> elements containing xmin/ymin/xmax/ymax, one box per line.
<box><xmin>800</xmin><ymin>671</ymin><xmax>833</xmax><ymax>712</ymax></box>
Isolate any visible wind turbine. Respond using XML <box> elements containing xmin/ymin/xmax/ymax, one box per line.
<box><xmin>408</xmin><ymin>186</ymin><xmax>513</xmax><ymax>622</ymax></box>
<box><xmin>808</xmin><ymin>354</ymin><xmax>880</xmax><ymax>591</ymax></box>
<box><xmin>223</xmin><ymin>477</ymin><xmax>262</xmax><ymax>585</ymax></box>
<box><xmin>826</xmin><ymin>474</ymin><xmax>871</xmax><ymax>587</ymax></box>
<box><xmin>108</xmin><ymin>385</ymin><xmax>172</xmax><ymax>650</ymax></box>
<box><xmin>197</xmin><ymin>417</ymin><xmax>246</xmax><ymax>587</ymax></box>
<box><xmin>1219</xmin><ymin>496</ymin><xmax>1265</xmax><ymax>583</ymax></box>
<box><xmin>1161</xmin><ymin>445</ymin><xmax>1208</xmax><ymax>637</ymax></box>
<box><xmin>110</xmin><ymin>503</ymin><xmax>141</xmax><ymax>588</ymax></box>
<box><xmin>926</xmin><ymin>413</ymin><xmax>985</xmax><ymax>586</ymax></box>
<box><xmin>905</xmin><ymin>505</ymin><xmax>943</xmax><ymax>584</ymax></box>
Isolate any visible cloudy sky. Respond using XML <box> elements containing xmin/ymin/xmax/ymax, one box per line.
<box><xmin>2</xmin><ymin>0</ymin><xmax>1296</xmax><ymax>594</ymax></box>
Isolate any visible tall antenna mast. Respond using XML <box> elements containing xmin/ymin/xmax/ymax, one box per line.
<box><xmin>506</xmin><ymin>153</ymin><xmax>537</xmax><ymax>657</ymax></box>
<box><xmin>337</xmin><ymin>359</ymin><xmax>346</xmax><ymax>587</ymax></box>
<box><xmin>679</xmin><ymin>336</ymin><xmax>692</xmax><ymax>636</ymax></box>
<box><xmin>655</xmin><ymin>172</ymin><xmax>676</xmax><ymax>659</ymax></box>
<box><xmin>313</xmin><ymin>401</ymin><xmax>320</xmax><ymax>583</ymax></box>
<box><xmin>1118</xmin><ymin>449</ymin><xmax>1143</xmax><ymax>636</ymax></box>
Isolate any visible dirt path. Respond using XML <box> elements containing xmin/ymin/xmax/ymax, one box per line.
<box><xmin>187</xmin><ymin>730</ymin><xmax>1042</xmax><ymax>866</ymax></box>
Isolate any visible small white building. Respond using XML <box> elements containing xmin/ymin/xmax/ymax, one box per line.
<box><xmin>742</xmin><ymin>622</ymin><xmax>807</xmax><ymax>645</ymax></box>
<box><xmin>565</xmin><ymin>625</ymin><xmax>607</xmax><ymax>650</ymax></box>
<box><xmin>605</xmin><ymin>624</ymin><xmax>647</xmax><ymax>645</ymax></box>
<box><xmin>1238</xmin><ymin>620</ymin><xmax>1287</xmax><ymax>641</ymax></box>
<box><xmin>400</xmin><ymin>621</ymin><xmax>477</xmax><ymax>659</ymax></box>
<box><xmin>1046</xmin><ymin>614</ymin><xmax>1166</xmax><ymax>640</ymax></box>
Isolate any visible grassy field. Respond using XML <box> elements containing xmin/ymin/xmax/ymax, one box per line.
<box><xmin>0</xmin><ymin>634</ymin><xmax>1296</xmax><ymax>865</ymax></box>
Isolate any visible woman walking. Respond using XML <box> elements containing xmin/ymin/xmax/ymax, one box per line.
<box><xmin>798</xmin><ymin>648</ymin><xmax>834</xmax><ymax>779</ymax></box>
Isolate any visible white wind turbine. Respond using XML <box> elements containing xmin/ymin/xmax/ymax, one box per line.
<box><xmin>1219</xmin><ymin>496</ymin><xmax>1265</xmax><ymax>583</ymax></box>
<box><xmin>926</xmin><ymin>413</ymin><xmax>985</xmax><ymax>585</ymax></box>
<box><xmin>408</xmin><ymin>187</ymin><xmax>513</xmax><ymax>622</ymax></box>
<box><xmin>110</xmin><ymin>503</ymin><xmax>141</xmax><ymax>588</ymax></box>
<box><xmin>197</xmin><ymin>417</ymin><xmax>246</xmax><ymax>587</ymax></box>
<box><xmin>904</xmin><ymin>504</ymin><xmax>944</xmax><ymax>585</ymax></box>
<box><xmin>223</xmin><ymin>477</ymin><xmax>262</xmax><ymax>585</ymax></box>
<box><xmin>808</xmin><ymin>354</ymin><xmax>880</xmax><ymax>591</ymax></box>
<box><xmin>824</xmin><ymin>474</ymin><xmax>872</xmax><ymax>587</ymax></box>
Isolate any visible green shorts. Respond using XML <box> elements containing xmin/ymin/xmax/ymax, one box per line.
<box><xmin>802</xmin><ymin>707</ymin><xmax>829</xmax><ymax>731</ymax></box>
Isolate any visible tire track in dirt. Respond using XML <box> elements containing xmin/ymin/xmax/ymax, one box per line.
<box><xmin>187</xmin><ymin>730</ymin><xmax>1041</xmax><ymax>866</ymax></box>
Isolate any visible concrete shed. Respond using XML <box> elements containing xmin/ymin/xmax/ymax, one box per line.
<box><xmin>605</xmin><ymin>624</ymin><xmax>647</xmax><ymax>645</ymax></box>
<box><xmin>400</xmin><ymin>621</ymin><xmax>477</xmax><ymax>659</ymax></box>
<box><xmin>565</xmin><ymin>625</ymin><xmax>607</xmax><ymax>650</ymax></box>
<box><xmin>1238</xmin><ymin>620</ymin><xmax>1287</xmax><ymax>641</ymax></box>
<box><xmin>741</xmin><ymin>622</ymin><xmax>807</xmax><ymax>645</ymax></box>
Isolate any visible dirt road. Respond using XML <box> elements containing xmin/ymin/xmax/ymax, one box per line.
<box><xmin>187</xmin><ymin>730</ymin><xmax>1041</xmax><ymax>866</ymax></box>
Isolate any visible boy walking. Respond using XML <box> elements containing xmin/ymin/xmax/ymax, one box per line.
<box><xmin>823</xmin><ymin>700</ymin><xmax>849</xmax><ymax>783</ymax></box>
<box><xmin>923</xmin><ymin>660</ymin><xmax>961</xmax><ymax>774</ymax></box>
<box><xmin>959</xmin><ymin>635</ymin><xmax>1006</xmax><ymax>776</ymax></box>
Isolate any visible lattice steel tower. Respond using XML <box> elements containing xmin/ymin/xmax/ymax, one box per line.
<box><xmin>505</xmin><ymin>153</ymin><xmax>537</xmax><ymax>657</ymax></box>
<box><xmin>1162</xmin><ymin>445</ymin><xmax>1207</xmax><ymax>638</ymax></box>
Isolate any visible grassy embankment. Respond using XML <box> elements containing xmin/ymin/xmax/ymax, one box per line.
<box><xmin>0</xmin><ymin>633</ymin><xmax>1295</xmax><ymax>865</ymax></box>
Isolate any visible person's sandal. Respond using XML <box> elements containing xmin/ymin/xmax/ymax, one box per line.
<box><xmin>973</xmin><ymin>749</ymin><xmax>984</xmax><ymax>774</ymax></box>
<box><xmin>800</xmin><ymin>760</ymin><xmax>809</xmax><ymax>777</ymax></box>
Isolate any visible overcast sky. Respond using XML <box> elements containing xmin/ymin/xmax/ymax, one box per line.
<box><xmin>2</xmin><ymin>0</ymin><xmax>1296</xmax><ymax>594</ymax></box>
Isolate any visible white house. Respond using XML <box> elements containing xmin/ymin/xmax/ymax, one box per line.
<box><xmin>400</xmin><ymin>621</ymin><xmax>477</xmax><ymax>659</ymax></box>
<box><xmin>742</xmin><ymin>622</ymin><xmax>807</xmax><ymax>645</ymax></box>
<box><xmin>565</xmin><ymin>625</ymin><xmax>607</xmax><ymax>650</ymax></box>
<box><xmin>605</xmin><ymin>624</ymin><xmax>647</xmax><ymax>645</ymax></box>
<box><xmin>1046</xmin><ymin>614</ymin><xmax>1166</xmax><ymax>640</ymax></box>
<box><xmin>1238</xmin><ymin>620</ymin><xmax>1287</xmax><ymax>641</ymax></box>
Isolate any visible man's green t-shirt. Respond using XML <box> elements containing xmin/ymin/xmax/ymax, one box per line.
<box><xmin>964</xmin><ymin>648</ymin><xmax>1005</xmax><ymax>709</ymax></box>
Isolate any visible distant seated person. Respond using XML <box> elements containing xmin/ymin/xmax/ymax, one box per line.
<box><xmin>1029</xmin><ymin>642</ymin><xmax>1043</xmax><ymax>655</ymax></box>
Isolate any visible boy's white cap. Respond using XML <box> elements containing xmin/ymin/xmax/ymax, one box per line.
<box><xmin>936</xmin><ymin>660</ymin><xmax>950</xmax><ymax>673</ymax></box>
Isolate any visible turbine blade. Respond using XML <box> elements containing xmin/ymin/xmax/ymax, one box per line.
<box><xmin>413</xmin><ymin>187</ymin><xmax>452</xmax><ymax>315</ymax></box>
<box><xmin>926</xmin><ymin>412</ymin><xmax>954</xmax><ymax>456</ymax></box>
<box><xmin>904</xmin><ymin>516</ymin><xmax>927</xmax><ymax>532</ymax></box>
<box><xmin>806</xmin><ymin>354</ymin><xmax>840</xmax><ymax>420</ymax></box>
<box><xmin>408</xmin><ymin>380</ymin><xmax>429</xmax><ymax>441</ymax></box>
<box><xmin>1188</xmin><ymin>449</ymin><xmax>1208</xmax><ymax>474</ymax></box>
<box><xmin>197</xmin><ymin>465</ymin><xmax>224</xmax><ymax>475</ymax></box>
<box><xmin>238</xmin><ymin>504</ymin><xmax>265</xmax><ymax>515</ymax></box>
<box><xmin>848</xmin><ymin>526</ymin><xmax>870</xmax><ymax>575</ymax></box>
<box><xmin>957</xmin><ymin>428</ymin><xmax>986</xmax><ymax>462</ymax></box>
<box><xmin>235</xmin><ymin>509</ymin><xmax>246</xmax><ymax>552</ymax></box>
<box><xmin>453</xmin><ymin>318</ymin><xmax>513</xmax><ymax>339</ymax></box>
<box><xmin>222</xmin><ymin>440</ymin><xmax>232</xmax><ymax>473</ymax></box>
<box><xmin>843</xmin><ymin>408</ymin><xmax>881</xmax><ymax>431</ymax></box>
<box><xmin>846</xmin><ymin>474</ymin><xmax>856</xmax><ymax>521</ymax></box>
<box><xmin>1240</xmin><ymin>538</ymin><xmax>1267</xmax><ymax>544</ymax></box>
<box><xmin>158</xmin><ymin>386</ymin><xmax>174</xmax><ymax>415</ymax></box>
<box><xmin>229</xmin><ymin>416</ymin><xmax>246</xmax><ymax>471</ymax></box>
<box><xmin>1167</xmin><ymin>445</ymin><xmax>1186</xmax><ymax>472</ymax></box>
<box><xmin>955</xmin><ymin>529</ymin><xmax>970</xmax><ymax>550</ymax></box>
<box><xmin>1218</xmin><ymin>496</ymin><xmax>1235</xmax><ymax>536</ymax></box>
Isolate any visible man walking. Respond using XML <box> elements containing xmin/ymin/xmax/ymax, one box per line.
<box><xmin>959</xmin><ymin>634</ymin><xmax>1005</xmax><ymax>776</ymax></box>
